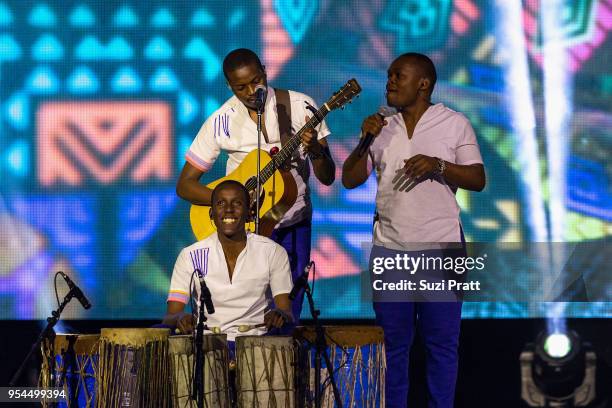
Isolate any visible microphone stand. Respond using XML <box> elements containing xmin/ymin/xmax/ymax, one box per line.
<box><xmin>10</xmin><ymin>287</ymin><xmax>78</xmax><ymax>386</ymax></box>
<box><xmin>255</xmin><ymin>103</ymin><xmax>263</xmax><ymax>235</ymax></box>
<box><xmin>192</xmin><ymin>281</ymin><xmax>210</xmax><ymax>408</ymax></box>
<box><xmin>304</xmin><ymin>280</ymin><xmax>342</xmax><ymax>407</ymax></box>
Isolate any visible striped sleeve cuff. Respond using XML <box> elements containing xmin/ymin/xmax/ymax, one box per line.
<box><xmin>167</xmin><ymin>290</ymin><xmax>189</xmax><ymax>304</ymax></box>
<box><xmin>186</xmin><ymin>150</ymin><xmax>213</xmax><ymax>172</ymax></box>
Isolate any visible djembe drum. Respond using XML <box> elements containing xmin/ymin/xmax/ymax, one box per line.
<box><xmin>296</xmin><ymin>326</ymin><xmax>386</xmax><ymax>408</ymax></box>
<box><xmin>96</xmin><ymin>328</ymin><xmax>170</xmax><ymax>408</ymax></box>
<box><xmin>235</xmin><ymin>335</ymin><xmax>298</xmax><ymax>408</ymax></box>
<box><xmin>168</xmin><ymin>334</ymin><xmax>230</xmax><ymax>408</ymax></box>
<box><xmin>40</xmin><ymin>334</ymin><xmax>100</xmax><ymax>408</ymax></box>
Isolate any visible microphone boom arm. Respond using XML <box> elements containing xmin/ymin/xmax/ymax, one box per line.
<box><xmin>10</xmin><ymin>274</ymin><xmax>86</xmax><ymax>386</ymax></box>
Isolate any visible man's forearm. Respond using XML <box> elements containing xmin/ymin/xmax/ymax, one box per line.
<box><xmin>273</xmin><ymin>294</ymin><xmax>294</xmax><ymax>322</ymax></box>
<box><xmin>342</xmin><ymin>148</ymin><xmax>369</xmax><ymax>189</ymax></box>
<box><xmin>311</xmin><ymin>149</ymin><xmax>335</xmax><ymax>186</ymax></box>
<box><xmin>162</xmin><ymin>311</ymin><xmax>188</xmax><ymax>328</ymax></box>
<box><xmin>176</xmin><ymin>179</ymin><xmax>214</xmax><ymax>206</ymax></box>
<box><xmin>442</xmin><ymin>163</ymin><xmax>485</xmax><ymax>192</ymax></box>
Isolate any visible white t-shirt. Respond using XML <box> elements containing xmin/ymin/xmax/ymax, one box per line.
<box><xmin>369</xmin><ymin>103</ymin><xmax>483</xmax><ymax>246</ymax></box>
<box><xmin>167</xmin><ymin>232</ymin><xmax>293</xmax><ymax>341</ymax></box>
<box><xmin>186</xmin><ymin>88</ymin><xmax>331</xmax><ymax>228</ymax></box>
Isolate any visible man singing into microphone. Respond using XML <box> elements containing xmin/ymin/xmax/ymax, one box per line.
<box><xmin>163</xmin><ymin>180</ymin><xmax>293</xmax><ymax>343</ymax></box>
<box><xmin>176</xmin><ymin>48</ymin><xmax>335</xmax><ymax>324</ymax></box>
<box><xmin>342</xmin><ymin>53</ymin><xmax>485</xmax><ymax>407</ymax></box>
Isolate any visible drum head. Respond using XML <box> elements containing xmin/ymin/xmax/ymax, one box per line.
<box><xmin>169</xmin><ymin>333</ymin><xmax>228</xmax><ymax>354</ymax></box>
<box><xmin>294</xmin><ymin>325</ymin><xmax>384</xmax><ymax>346</ymax></box>
<box><xmin>100</xmin><ymin>328</ymin><xmax>170</xmax><ymax>346</ymax></box>
<box><xmin>52</xmin><ymin>334</ymin><xmax>99</xmax><ymax>355</ymax></box>
<box><xmin>236</xmin><ymin>335</ymin><xmax>295</xmax><ymax>349</ymax></box>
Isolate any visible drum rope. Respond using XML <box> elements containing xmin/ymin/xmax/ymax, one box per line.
<box><xmin>308</xmin><ymin>331</ymin><xmax>386</xmax><ymax>408</ymax></box>
<box><xmin>97</xmin><ymin>337</ymin><xmax>170</xmax><ymax>408</ymax></box>
<box><xmin>204</xmin><ymin>349</ymin><xmax>229</xmax><ymax>404</ymax></box>
<box><xmin>351</xmin><ymin>345</ymin><xmax>362</xmax><ymax>407</ymax></box>
<box><xmin>261</xmin><ymin>344</ymin><xmax>275</xmax><ymax>406</ymax></box>
<box><xmin>238</xmin><ymin>339</ymin><xmax>295</xmax><ymax>408</ymax></box>
<box><xmin>244</xmin><ymin>341</ymin><xmax>258</xmax><ymax>406</ymax></box>
<box><xmin>77</xmin><ymin>346</ymin><xmax>95</xmax><ymax>407</ymax></box>
<box><xmin>170</xmin><ymin>336</ymin><xmax>231</xmax><ymax>407</ymax></box>
<box><xmin>280</xmin><ymin>345</ymin><xmax>293</xmax><ymax>407</ymax></box>
<box><xmin>367</xmin><ymin>343</ymin><xmax>375</xmax><ymax>407</ymax></box>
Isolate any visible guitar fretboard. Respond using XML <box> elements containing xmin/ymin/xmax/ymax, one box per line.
<box><xmin>244</xmin><ymin>103</ymin><xmax>330</xmax><ymax>191</ymax></box>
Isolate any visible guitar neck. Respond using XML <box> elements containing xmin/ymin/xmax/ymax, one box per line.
<box><xmin>256</xmin><ymin>103</ymin><xmax>331</xmax><ymax>185</ymax></box>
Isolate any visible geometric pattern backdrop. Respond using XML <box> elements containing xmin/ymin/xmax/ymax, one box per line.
<box><xmin>0</xmin><ymin>1</ymin><xmax>610</xmax><ymax>319</ymax></box>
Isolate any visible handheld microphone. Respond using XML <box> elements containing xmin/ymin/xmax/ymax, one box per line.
<box><xmin>59</xmin><ymin>272</ymin><xmax>91</xmax><ymax>310</ymax></box>
<box><xmin>289</xmin><ymin>261</ymin><xmax>314</xmax><ymax>301</ymax></box>
<box><xmin>254</xmin><ymin>85</ymin><xmax>267</xmax><ymax>111</ymax></box>
<box><xmin>196</xmin><ymin>269</ymin><xmax>215</xmax><ymax>315</ymax></box>
<box><xmin>357</xmin><ymin>106</ymin><xmax>397</xmax><ymax>157</ymax></box>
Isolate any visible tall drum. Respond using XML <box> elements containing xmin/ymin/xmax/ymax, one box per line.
<box><xmin>97</xmin><ymin>328</ymin><xmax>170</xmax><ymax>408</ymax></box>
<box><xmin>40</xmin><ymin>334</ymin><xmax>100</xmax><ymax>408</ymax></box>
<box><xmin>235</xmin><ymin>335</ymin><xmax>298</xmax><ymax>408</ymax></box>
<box><xmin>168</xmin><ymin>334</ymin><xmax>230</xmax><ymax>408</ymax></box>
<box><xmin>296</xmin><ymin>326</ymin><xmax>386</xmax><ymax>408</ymax></box>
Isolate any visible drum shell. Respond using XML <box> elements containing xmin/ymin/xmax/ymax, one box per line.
<box><xmin>40</xmin><ymin>334</ymin><xmax>100</xmax><ymax>408</ymax></box>
<box><xmin>97</xmin><ymin>328</ymin><xmax>170</xmax><ymax>408</ymax></box>
<box><xmin>294</xmin><ymin>326</ymin><xmax>386</xmax><ymax>408</ymax></box>
<box><xmin>235</xmin><ymin>335</ymin><xmax>298</xmax><ymax>408</ymax></box>
<box><xmin>168</xmin><ymin>334</ymin><xmax>230</xmax><ymax>408</ymax></box>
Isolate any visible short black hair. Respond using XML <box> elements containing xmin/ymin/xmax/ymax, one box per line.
<box><xmin>211</xmin><ymin>180</ymin><xmax>250</xmax><ymax>209</ymax></box>
<box><xmin>222</xmin><ymin>48</ymin><xmax>264</xmax><ymax>79</ymax></box>
<box><xmin>397</xmin><ymin>52</ymin><xmax>437</xmax><ymax>94</ymax></box>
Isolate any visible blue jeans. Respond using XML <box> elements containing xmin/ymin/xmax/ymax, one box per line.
<box><xmin>270</xmin><ymin>218</ymin><xmax>311</xmax><ymax>324</ymax></box>
<box><xmin>370</xmin><ymin>242</ymin><xmax>465</xmax><ymax>408</ymax></box>
<box><xmin>374</xmin><ymin>301</ymin><xmax>462</xmax><ymax>408</ymax></box>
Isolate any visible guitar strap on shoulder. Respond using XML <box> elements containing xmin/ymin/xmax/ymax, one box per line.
<box><xmin>274</xmin><ymin>88</ymin><xmax>292</xmax><ymax>147</ymax></box>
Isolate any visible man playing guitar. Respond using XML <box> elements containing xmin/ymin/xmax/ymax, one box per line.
<box><xmin>176</xmin><ymin>48</ymin><xmax>336</xmax><ymax>325</ymax></box>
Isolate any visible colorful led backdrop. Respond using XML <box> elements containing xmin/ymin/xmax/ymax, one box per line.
<box><xmin>0</xmin><ymin>0</ymin><xmax>611</xmax><ymax>319</ymax></box>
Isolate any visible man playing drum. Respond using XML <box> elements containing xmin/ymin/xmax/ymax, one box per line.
<box><xmin>163</xmin><ymin>180</ymin><xmax>294</xmax><ymax>347</ymax></box>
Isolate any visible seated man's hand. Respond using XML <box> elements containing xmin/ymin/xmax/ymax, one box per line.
<box><xmin>177</xmin><ymin>314</ymin><xmax>195</xmax><ymax>334</ymax></box>
<box><xmin>264</xmin><ymin>309</ymin><xmax>293</xmax><ymax>329</ymax></box>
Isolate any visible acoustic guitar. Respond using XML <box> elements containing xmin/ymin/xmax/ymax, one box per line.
<box><xmin>190</xmin><ymin>79</ymin><xmax>362</xmax><ymax>240</ymax></box>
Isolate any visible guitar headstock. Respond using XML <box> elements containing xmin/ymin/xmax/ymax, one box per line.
<box><xmin>325</xmin><ymin>78</ymin><xmax>362</xmax><ymax>111</ymax></box>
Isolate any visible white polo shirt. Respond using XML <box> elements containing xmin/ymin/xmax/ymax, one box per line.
<box><xmin>369</xmin><ymin>103</ymin><xmax>483</xmax><ymax>246</ymax></box>
<box><xmin>167</xmin><ymin>232</ymin><xmax>293</xmax><ymax>341</ymax></box>
<box><xmin>186</xmin><ymin>88</ymin><xmax>331</xmax><ymax>228</ymax></box>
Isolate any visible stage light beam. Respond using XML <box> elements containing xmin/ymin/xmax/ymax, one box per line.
<box><xmin>494</xmin><ymin>0</ymin><xmax>548</xmax><ymax>242</ymax></box>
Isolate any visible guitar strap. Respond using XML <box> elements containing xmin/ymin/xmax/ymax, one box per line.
<box><xmin>274</xmin><ymin>88</ymin><xmax>292</xmax><ymax>147</ymax></box>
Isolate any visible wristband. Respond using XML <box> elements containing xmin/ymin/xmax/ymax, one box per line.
<box><xmin>435</xmin><ymin>157</ymin><xmax>446</xmax><ymax>176</ymax></box>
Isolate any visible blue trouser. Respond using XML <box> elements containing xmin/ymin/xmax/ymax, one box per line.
<box><xmin>374</xmin><ymin>301</ymin><xmax>462</xmax><ymax>408</ymax></box>
<box><xmin>370</xmin><ymin>242</ymin><xmax>465</xmax><ymax>408</ymax></box>
<box><xmin>270</xmin><ymin>218</ymin><xmax>311</xmax><ymax>323</ymax></box>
